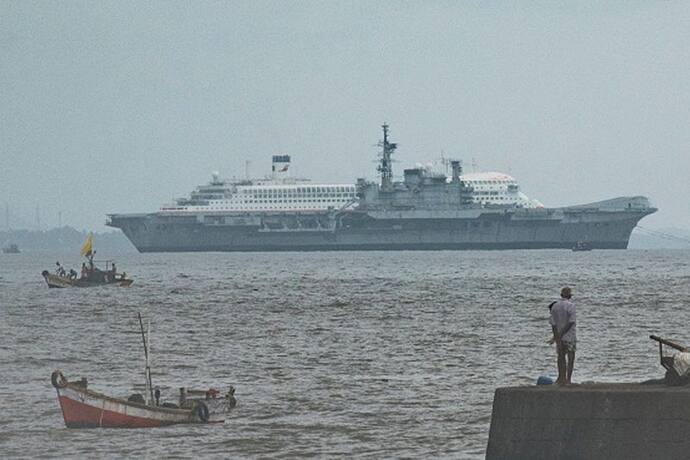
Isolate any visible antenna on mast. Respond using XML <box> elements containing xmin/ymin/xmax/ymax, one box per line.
<box><xmin>377</xmin><ymin>123</ymin><xmax>397</xmax><ymax>191</ymax></box>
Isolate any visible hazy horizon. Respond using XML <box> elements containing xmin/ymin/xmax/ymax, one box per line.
<box><xmin>2</xmin><ymin>2</ymin><xmax>689</xmax><ymax>231</ymax></box>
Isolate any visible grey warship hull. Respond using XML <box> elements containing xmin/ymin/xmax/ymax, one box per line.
<box><xmin>107</xmin><ymin>196</ymin><xmax>655</xmax><ymax>252</ymax></box>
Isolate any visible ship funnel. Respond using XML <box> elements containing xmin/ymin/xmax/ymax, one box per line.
<box><xmin>272</xmin><ymin>155</ymin><xmax>291</xmax><ymax>180</ymax></box>
<box><xmin>451</xmin><ymin>160</ymin><xmax>462</xmax><ymax>183</ymax></box>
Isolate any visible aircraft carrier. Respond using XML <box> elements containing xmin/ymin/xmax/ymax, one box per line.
<box><xmin>107</xmin><ymin>124</ymin><xmax>656</xmax><ymax>252</ymax></box>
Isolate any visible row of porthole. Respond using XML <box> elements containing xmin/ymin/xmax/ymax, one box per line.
<box><xmin>208</xmin><ymin>199</ymin><xmax>350</xmax><ymax>205</ymax></box>
<box><xmin>193</xmin><ymin>204</ymin><xmax>343</xmax><ymax>210</ymax></box>
<box><xmin>468</xmin><ymin>180</ymin><xmax>514</xmax><ymax>185</ymax></box>
<box><xmin>240</xmin><ymin>188</ymin><xmax>355</xmax><ymax>194</ymax></box>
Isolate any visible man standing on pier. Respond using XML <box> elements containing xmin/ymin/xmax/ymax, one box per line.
<box><xmin>550</xmin><ymin>287</ymin><xmax>576</xmax><ymax>385</ymax></box>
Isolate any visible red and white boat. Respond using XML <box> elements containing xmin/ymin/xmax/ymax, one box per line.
<box><xmin>51</xmin><ymin>313</ymin><xmax>236</xmax><ymax>428</ymax></box>
<box><xmin>51</xmin><ymin>371</ymin><xmax>236</xmax><ymax>428</ymax></box>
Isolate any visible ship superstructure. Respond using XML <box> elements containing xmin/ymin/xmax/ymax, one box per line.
<box><xmin>108</xmin><ymin>124</ymin><xmax>656</xmax><ymax>252</ymax></box>
<box><xmin>459</xmin><ymin>172</ymin><xmax>542</xmax><ymax>208</ymax></box>
<box><xmin>160</xmin><ymin>155</ymin><xmax>357</xmax><ymax>214</ymax></box>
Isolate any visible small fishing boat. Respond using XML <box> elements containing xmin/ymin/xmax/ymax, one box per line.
<box><xmin>42</xmin><ymin>269</ymin><xmax>133</xmax><ymax>288</ymax></box>
<box><xmin>52</xmin><ymin>314</ymin><xmax>236</xmax><ymax>428</ymax></box>
<box><xmin>571</xmin><ymin>241</ymin><xmax>592</xmax><ymax>252</ymax></box>
<box><xmin>51</xmin><ymin>371</ymin><xmax>236</xmax><ymax>427</ymax></box>
<box><xmin>41</xmin><ymin>232</ymin><xmax>133</xmax><ymax>288</ymax></box>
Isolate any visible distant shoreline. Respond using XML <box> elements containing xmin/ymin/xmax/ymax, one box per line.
<box><xmin>1</xmin><ymin>227</ymin><xmax>136</xmax><ymax>253</ymax></box>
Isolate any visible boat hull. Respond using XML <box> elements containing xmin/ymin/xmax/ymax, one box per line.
<box><xmin>42</xmin><ymin>272</ymin><xmax>133</xmax><ymax>288</ymax></box>
<box><xmin>52</xmin><ymin>373</ymin><xmax>232</xmax><ymax>428</ymax></box>
<box><xmin>107</xmin><ymin>197</ymin><xmax>656</xmax><ymax>252</ymax></box>
<box><xmin>57</xmin><ymin>386</ymin><xmax>185</xmax><ymax>428</ymax></box>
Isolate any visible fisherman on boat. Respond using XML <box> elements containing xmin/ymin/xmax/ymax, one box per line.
<box><xmin>41</xmin><ymin>232</ymin><xmax>133</xmax><ymax>288</ymax></box>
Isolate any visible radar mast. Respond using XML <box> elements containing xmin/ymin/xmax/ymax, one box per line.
<box><xmin>377</xmin><ymin>123</ymin><xmax>397</xmax><ymax>191</ymax></box>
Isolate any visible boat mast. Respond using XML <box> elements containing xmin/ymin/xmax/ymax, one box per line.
<box><xmin>377</xmin><ymin>123</ymin><xmax>397</xmax><ymax>192</ymax></box>
<box><xmin>137</xmin><ymin>313</ymin><xmax>154</xmax><ymax>405</ymax></box>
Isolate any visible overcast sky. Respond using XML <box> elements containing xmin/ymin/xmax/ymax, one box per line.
<box><xmin>2</xmin><ymin>1</ymin><xmax>688</xmax><ymax>231</ymax></box>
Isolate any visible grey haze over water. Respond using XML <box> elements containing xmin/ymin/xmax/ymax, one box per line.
<box><xmin>2</xmin><ymin>2</ymin><xmax>689</xmax><ymax>231</ymax></box>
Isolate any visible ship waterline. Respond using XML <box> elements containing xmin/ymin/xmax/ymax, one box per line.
<box><xmin>107</xmin><ymin>125</ymin><xmax>656</xmax><ymax>252</ymax></box>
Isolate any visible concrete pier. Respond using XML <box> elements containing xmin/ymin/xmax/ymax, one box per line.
<box><xmin>486</xmin><ymin>383</ymin><xmax>690</xmax><ymax>460</ymax></box>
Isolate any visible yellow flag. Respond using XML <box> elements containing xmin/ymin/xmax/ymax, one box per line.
<box><xmin>80</xmin><ymin>232</ymin><xmax>93</xmax><ymax>257</ymax></box>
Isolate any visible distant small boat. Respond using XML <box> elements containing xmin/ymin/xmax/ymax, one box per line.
<box><xmin>2</xmin><ymin>243</ymin><xmax>20</xmax><ymax>254</ymax></box>
<box><xmin>572</xmin><ymin>241</ymin><xmax>593</xmax><ymax>252</ymax></box>
<box><xmin>52</xmin><ymin>313</ymin><xmax>237</xmax><ymax>428</ymax></box>
<box><xmin>42</xmin><ymin>271</ymin><xmax>133</xmax><ymax>288</ymax></box>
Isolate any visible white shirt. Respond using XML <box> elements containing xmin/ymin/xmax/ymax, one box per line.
<box><xmin>549</xmin><ymin>298</ymin><xmax>576</xmax><ymax>343</ymax></box>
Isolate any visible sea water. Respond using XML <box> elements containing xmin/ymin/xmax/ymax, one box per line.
<box><xmin>1</xmin><ymin>249</ymin><xmax>689</xmax><ymax>458</ymax></box>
